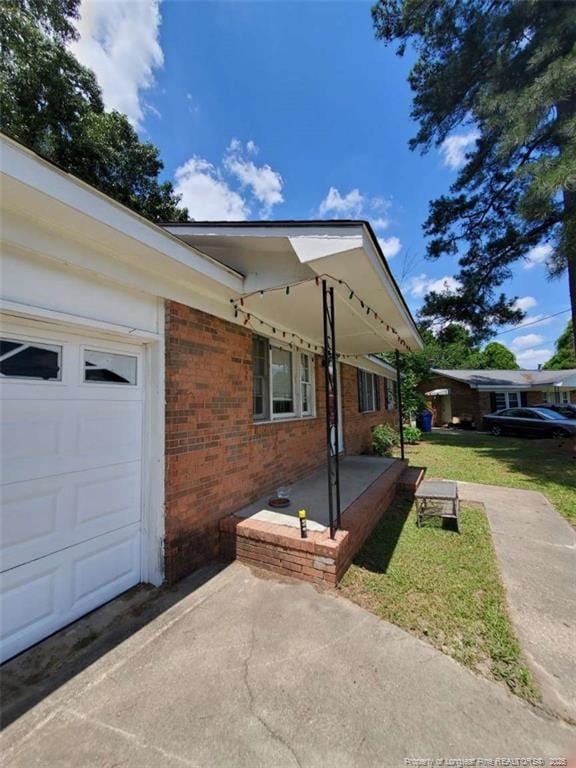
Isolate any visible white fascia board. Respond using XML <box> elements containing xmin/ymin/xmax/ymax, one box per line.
<box><xmin>367</xmin><ymin>354</ymin><xmax>398</xmax><ymax>377</ymax></box>
<box><xmin>344</xmin><ymin>355</ymin><xmax>396</xmax><ymax>378</ymax></box>
<box><xmin>361</xmin><ymin>227</ymin><xmax>423</xmax><ymax>350</ymax></box>
<box><xmin>475</xmin><ymin>384</ymin><xmax>532</xmax><ymax>391</ymax></box>
<box><xmin>164</xmin><ymin>223</ymin><xmax>366</xmax><ymax>240</ymax></box>
<box><xmin>1</xmin><ymin>135</ymin><xmax>243</xmax><ymax>293</ymax></box>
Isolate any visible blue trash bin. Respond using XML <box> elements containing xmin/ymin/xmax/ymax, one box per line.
<box><xmin>421</xmin><ymin>410</ymin><xmax>433</xmax><ymax>433</ymax></box>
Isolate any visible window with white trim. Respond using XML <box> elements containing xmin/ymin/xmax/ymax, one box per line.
<box><xmin>544</xmin><ymin>390</ymin><xmax>571</xmax><ymax>405</ymax></box>
<box><xmin>494</xmin><ymin>391</ymin><xmax>520</xmax><ymax>410</ymax></box>
<box><xmin>358</xmin><ymin>370</ymin><xmax>380</xmax><ymax>413</ymax></box>
<box><xmin>386</xmin><ymin>378</ymin><xmax>396</xmax><ymax>411</ymax></box>
<box><xmin>300</xmin><ymin>353</ymin><xmax>312</xmax><ymax>416</ymax></box>
<box><xmin>252</xmin><ymin>335</ymin><xmax>315</xmax><ymax>421</ymax></box>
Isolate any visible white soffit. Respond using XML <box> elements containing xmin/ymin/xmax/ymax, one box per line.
<box><xmin>165</xmin><ymin>224</ymin><xmax>422</xmax><ymax>353</ymax></box>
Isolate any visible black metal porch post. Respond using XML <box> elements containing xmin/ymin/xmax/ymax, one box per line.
<box><xmin>395</xmin><ymin>349</ymin><xmax>405</xmax><ymax>461</ymax></box>
<box><xmin>322</xmin><ymin>280</ymin><xmax>341</xmax><ymax>538</ymax></box>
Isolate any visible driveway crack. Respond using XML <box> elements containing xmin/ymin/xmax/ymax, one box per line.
<box><xmin>243</xmin><ymin>614</ymin><xmax>302</xmax><ymax>768</ymax></box>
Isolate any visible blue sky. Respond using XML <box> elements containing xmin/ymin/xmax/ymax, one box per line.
<box><xmin>72</xmin><ymin>0</ymin><xmax>572</xmax><ymax>367</ymax></box>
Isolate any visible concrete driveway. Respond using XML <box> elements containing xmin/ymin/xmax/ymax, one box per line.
<box><xmin>2</xmin><ymin>562</ymin><xmax>574</xmax><ymax>767</ymax></box>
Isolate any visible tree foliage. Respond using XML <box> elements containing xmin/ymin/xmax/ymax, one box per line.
<box><xmin>372</xmin><ymin>0</ymin><xmax>576</xmax><ymax>342</ymax></box>
<box><xmin>542</xmin><ymin>321</ymin><xmax>576</xmax><ymax>369</ymax></box>
<box><xmin>0</xmin><ymin>0</ymin><xmax>187</xmax><ymax>222</ymax></box>
<box><xmin>388</xmin><ymin>323</ymin><xmax>519</xmax><ymax>399</ymax></box>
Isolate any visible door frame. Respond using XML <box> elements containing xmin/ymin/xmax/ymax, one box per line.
<box><xmin>0</xmin><ymin>308</ymin><xmax>165</xmax><ymax>586</ymax></box>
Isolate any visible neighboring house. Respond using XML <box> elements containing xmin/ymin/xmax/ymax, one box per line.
<box><xmin>421</xmin><ymin>368</ymin><xmax>576</xmax><ymax>428</ymax></box>
<box><xmin>0</xmin><ymin>134</ymin><xmax>422</xmax><ymax>661</ymax></box>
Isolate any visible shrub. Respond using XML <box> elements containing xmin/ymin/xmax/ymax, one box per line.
<box><xmin>372</xmin><ymin>424</ymin><xmax>400</xmax><ymax>456</ymax></box>
<box><xmin>403</xmin><ymin>425</ymin><xmax>422</xmax><ymax>445</ymax></box>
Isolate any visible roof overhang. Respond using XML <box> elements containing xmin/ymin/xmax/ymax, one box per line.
<box><xmin>0</xmin><ymin>134</ymin><xmax>244</xmax><ymax>305</ymax></box>
<box><xmin>163</xmin><ymin>222</ymin><xmax>423</xmax><ymax>355</ymax></box>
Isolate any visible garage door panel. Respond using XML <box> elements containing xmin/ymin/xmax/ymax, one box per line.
<box><xmin>71</xmin><ymin>525</ymin><xmax>140</xmax><ymax>607</ymax></box>
<box><xmin>0</xmin><ymin>525</ymin><xmax>140</xmax><ymax>662</ymax></box>
<box><xmin>1</xmin><ymin>323</ymin><xmax>146</xmax><ymax>662</ymax></box>
<box><xmin>2</xmin><ymin>400</ymin><xmax>142</xmax><ymax>484</ymax></box>
<box><xmin>75</xmin><ymin>403</ymin><xmax>142</xmax><ymax>461</ymax></box>
<box><xmin>1</xmin><ymin>463</ymin><xmax>141</xmax><ymax>572</ymax></box>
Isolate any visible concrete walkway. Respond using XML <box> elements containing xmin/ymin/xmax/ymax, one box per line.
<box><xmin>458</xmin><ymin>482</ymin><xmax>576</xmax><ymax>724</ymax></box>
<box><xmin>2</xmin><ymin>562</ymin><xmax>574</xmax><ymax>767</ymax></box>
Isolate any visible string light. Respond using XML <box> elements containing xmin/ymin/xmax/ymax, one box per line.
<box><xmin>231</xmin><ymin>272</ymin><xmax>412</xmax><ymax>352</ymax></box>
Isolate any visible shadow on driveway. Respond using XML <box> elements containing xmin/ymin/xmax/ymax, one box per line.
<box><xmin>1</xmin><ymin>563</ymin><xmax>227</xmax><ymax>728</ymax></box>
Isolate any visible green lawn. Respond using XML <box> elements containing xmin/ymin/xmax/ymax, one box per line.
<box><xmin>339</xmin><ymin>430</ymin><xmax>576</xmax><ymax>703</ymax></box>
<box><xmin>400</xmin><ymin>430</ymin><xmax>576</xmax><ymax>524</ymax></box>
<box><xmin>340</xmin><ymin>501</ymin><xmax>539</xmax><ymax>703</ymax></box>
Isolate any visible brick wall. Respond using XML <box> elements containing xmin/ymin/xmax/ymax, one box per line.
<box><xmin>165</xmin><ymin>300</ymin><xmax>397</xmax><ymax>582</ymax></box>
<box><xmin>341</xmin><ymin>364</ymin><xmax>398</xmax><ymax>453</ymax></box>
<box><xmin>419</xmin><ymin>375</ymin><xmax>486</xmax><ymax>427</ymax></box>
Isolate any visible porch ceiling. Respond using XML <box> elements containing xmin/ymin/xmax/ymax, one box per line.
<box><xmin>163</xmin><ymin>222</ymin><xmax>423</xmax><ymax>354</ymax></box>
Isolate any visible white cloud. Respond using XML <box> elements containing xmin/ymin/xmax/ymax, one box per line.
<box><xmin>440</xmin><ymin>130</ymin><xmax>480</xmax><ymax>169</ymax></box>
<box><xmin>510</xmin><ymin>333</ymin><xmax>545</xmax><ymax>350</ymax></box>
<box><xmin>173</xmin><ymin>140</ymin><xmax>284</xmax><ymax>221</ymax></box>
<box><xmin>515</xmin><ymin>348</ymin><xmax>552</xmax><ymax>367</ymax></box>
<box><xmin>513</xmin><ymin>296</ymin><xmax>538</xmax><ymax>312</ymax></box>
<box><xmin>71</xmin><ymin>0</ymin><xmax>163</xmax><ymax>129</ymax></box>
<box><xmin>318</xmin><ymin>187</ymin><xmax>365</xmax><ymax>218</ymax></box>
<box><xmin>378</xmin><ymin>237</ymin><xmax>402</xmax><ymax>259</ymax></box>
<box><xmin>523</xmin><ymin>243</ymin><xmax>553</xmax><ymax>270</ymax></box>
<box><xmin>372</xmin><ymin>217</ymin><xmax>390</xmax><ymax>231</ymax></box>
<box><xmin>174</xmin><ymin>157</ymin><xmax>248</xmax><ymax>220</ymax></box>
<box><xmin>408</xmin><ymin>273</ymin><xmax>462</xmax><ymax>298</ymax></box>
<box><xmin>223</xmin><ymin>140</ymin><xmax>284</xmax><ymax>216</ymax></box>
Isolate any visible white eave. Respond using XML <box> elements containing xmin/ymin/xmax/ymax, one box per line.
<box><xmin>163</xmin><ymin>222</ymin><xmax>423</xmax><ymax>355</ymax></box>
<box><xmin>0</xmin><ymin>135</ymin><xmax>244</xmax><ymax>308</ymax></box>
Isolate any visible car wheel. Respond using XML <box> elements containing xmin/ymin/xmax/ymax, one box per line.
<box><xmin>490</xmin><ymin>424</ymin><xmax>502</xmax><ymax>437</ymax></box>
<box><xmin>551</xmin><ymin>428</ymin><xmax>567</xmax><ymax>440</ymax></box>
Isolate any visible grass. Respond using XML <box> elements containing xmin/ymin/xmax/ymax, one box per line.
<box><xmin>400</xmin><ymin>430</ymin><xmax>576</xmax><ymax>524</ymax></box>
<box><xmin>340</xmin><ymin>499</ymin><xmax>539</xmax><ymax>703</ymax></box>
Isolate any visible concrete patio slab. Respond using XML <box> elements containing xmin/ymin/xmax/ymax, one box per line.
<box><xmin>2</xmin><ymin>562</ymin><xmax>574</xmax><ymax>767</ymax></box>
<box><xmin>235</xmin><ymin>456</ymin><xmax>396</xmax><ymax>528</ymax></box>
<box><xmin>458</xmin><ymin>482</ymin><xmax>576</xmax><ymax>724</ymax></box>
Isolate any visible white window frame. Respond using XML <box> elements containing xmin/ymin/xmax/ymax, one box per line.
<box><xmin>494</xmin><ymin>391</ymin><xmax>520</xmax><ymax>410</ymax></box>
<box><xmin>299</xmin><ymin>352</ymin><xmax>313</xmax><ymax>416</ymax></box>
<box><xmin>544</xmin><ymin>389</ymin><xmax>571</xmax><ymax>405</ymax></box>
<box><xmin>358</xmin><ymin>369</ymin><xmax>378</xmax><ymax>413</ymax></box>
<box><xmin>253</xmin><ymin>335</ymin><xmax>316</xmax><ymax>422</ymax></box>
<box><xmin>386</xmin><ymin>378</ymin><xmax>396</xmax><ymax>411</ymax></box>
<box><xmin>82</xmin><ymin>346</ymin><xmax>139</xmax><ymax>387</ymax></box>
<box><xmin>0</xmin><ymin>337</ymin><xmax>63</xmax><ymax>382</ymax></box>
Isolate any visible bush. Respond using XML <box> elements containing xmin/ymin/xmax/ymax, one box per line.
<box><xmin>403</xmin><ymin>425</ymin><xmax>422</xmax><ymax>445</ymax></box>
<box><xmin>371</xmin><ymin>424</ymin><xmax>400</xmax><ymax>456</ymax></box>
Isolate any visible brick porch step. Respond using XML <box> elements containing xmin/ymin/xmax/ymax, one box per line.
<box><xmin>398</xmin><ymin>466</ymin><xmax>426</xmax><ymax>493</ymax></box>
<box><xmin>220</xmin><ymin>459</ymin><xmax>408</xmax><ymax>586</ymax></box>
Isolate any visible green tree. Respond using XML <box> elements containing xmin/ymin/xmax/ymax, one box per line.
<box><xmin>0</xmin><ymin>0</ymin><xmax>187</xmax><ymax>222</ymax></box>
<box><xmin>542</xmin><ymin>321</ymin><xmax>576</xmax><ymax>369</ymax></box>
<box><xmin>477</xmin><ymin>342</ymin><xmax>519</xmax><ymax>370</ymax></box>
<box><xmin>372</xmin><ymin>0</ymin><xmax>576</xmax><ymax>344</ymax></box>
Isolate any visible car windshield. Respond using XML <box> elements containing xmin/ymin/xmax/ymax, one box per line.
<box><xmin>531</xmin><ymin>408</ymin><xmax>565</xmax><ymax>420</ymax></box>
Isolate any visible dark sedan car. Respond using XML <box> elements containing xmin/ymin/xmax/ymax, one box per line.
<box><xmin>483</xmin><ymin>407</ymin><xmax>576</xmax><ymax>439</ymax></box>
<box><xmin>532</xmin><ymin>403</ymin><xmax>576</xmax><ymax>419</ymax></box>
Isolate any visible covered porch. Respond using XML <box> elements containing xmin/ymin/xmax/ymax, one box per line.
<box><xmin>220</xmin><ymin>456</ymin><xmax>424</xmax><ymax>586</ymax></box>
<box><xmin>167</xmin><ymin>221</ymin><xmax>425</xmax><ymax>583</ymax></box>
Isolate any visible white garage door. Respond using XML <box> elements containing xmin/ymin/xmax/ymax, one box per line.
<box><xmin>0</xmin><ymin>321</ymin><xmax>144</xmax><ymax>662</ymax></box>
